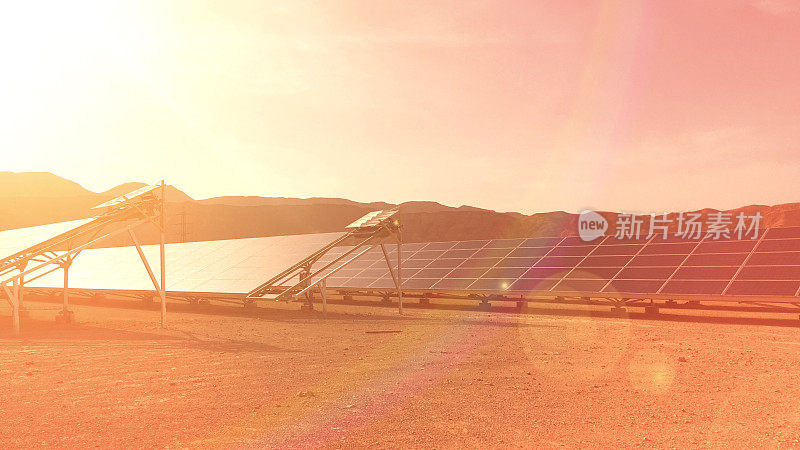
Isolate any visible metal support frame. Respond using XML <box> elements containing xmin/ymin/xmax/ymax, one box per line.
<box><xmin>55</xmin><ymin>256</ymin><xmax>75</xmax><ymax>323</ymax></box>
<box><xmin>320</xmin><ymin>279</ymin><xmax>327</xmax><ymax>316</ymax></box>
<box><xmin>159</xmin><ymin>181</ymin><xmax>167</xmax><ymax>327</ymax></box>
<box><xmin>246</xmin><ymin>210</ymin><xmax>403</xmax><ymax>315</ymax></box>
<box><xmin>16</xmin><ymin>269</ymin><xmax>25</xmax><ymax>317</ymax></box>
<box><xmin>379</xmin><ymin>238</ymin><xmax>403</xmax><ymax>315</ymax></box>
<box><xmin>1</xmin><ymin>181</ymin><xmax>167</xmax><ymax>335</ymax></box>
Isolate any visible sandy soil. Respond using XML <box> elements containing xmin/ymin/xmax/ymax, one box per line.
<box><xmin>2</xmin><ymin>300</ymin><xmax>800</xmax><ymax>449</ymax></box>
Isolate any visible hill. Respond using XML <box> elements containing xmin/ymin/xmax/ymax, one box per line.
<box><xmin>1</xmin><ymin>172</ymin><xmax>799</xmax><ymax>246</ymax></box>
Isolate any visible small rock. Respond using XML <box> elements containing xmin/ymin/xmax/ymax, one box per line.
<box><xmin>678</xmin><ymin>357</ymin><xmax>688</xmax><ymax>362</ymax></box>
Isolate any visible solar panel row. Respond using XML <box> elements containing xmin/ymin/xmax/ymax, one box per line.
<box><xmin>0</xmin><ymin>219</ymin><xmax>95</xmax><ymax>262</ymax></box>
<box><xmin>312</xmin><ymin>227</ymin><xmax>800</xmax><ymax>298</ymax></box>
<box><xmin>12</xmin><ymin>222</ymin><xmax>800</xmax><ymax>301</ymax></box>
<box><xmin>28</xmin><ymin>232</ymin><xmax>345</xmax><ymax>294</ymax></box>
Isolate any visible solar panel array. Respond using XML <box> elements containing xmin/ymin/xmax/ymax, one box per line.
<box><xmin>0</xmin><ymin>219</ymin><xmax>95</xmax><ymax>261</ymax></box>
<box><xmin>29</xmin><ymin>232</ymin><xmax>345</xmax><ymax>294</ymax></box>
<box><xmin>13</xmin><ymin>223</ymin><xmax>800</xmax><ymax>301</ymax></box>
<box><xmin>312</xmin><ymin>227</ymin><xmax>800</xmax><ymax>300</ymax></box>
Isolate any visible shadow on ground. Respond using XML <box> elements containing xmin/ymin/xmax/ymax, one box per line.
<box><xmin>8</xmin><ymin>292</ymin><xmax>800</xmax><ymax>332</ymax></box>
<box><xmin>0</xmin><ymin>316</ymin><xmax>300</xmax><ymax>354</ymax></box>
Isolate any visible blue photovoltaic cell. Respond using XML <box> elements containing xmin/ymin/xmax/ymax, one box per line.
<box><xmin>746</xmin><ymin>252</ymin><xmax>800</xmax><ymax>266</ymax></box>
<box><xmin>577</xmin><ymin>255</ymin><xmax>631</xmax><ymax>267</ymax></box>
<box><xmin>554</xmin><ymin>279</ymin><xmax>609</xmax><ymax>292</ymax></box>
<box><xmin>485</xmin><ymin>238</ymin><xmax>524</xmax><ymax>249</ymax></box>
<box><xmin>368</xmin><ymin>278</ymin><xmax>397</xmax><ymax>289</ymax></box>
<box><xmin>628</xmin><ymin>254</ymin><xmax>687</xmax><ymax>267</ymax></box>
<box><xmin>537</xmin><ymin>256</ymin><xmax>584</xmax><ymax>267</ymax></box>
<box><xmin>593</xmin><ymin>245</ymin><xmax>643</xmax><ymax>256</ymax></box>
<box><xmin>604</xmin><ymin>279</ymin><xmax>666</xmax><ymax>294</ymax></box>
<box><xmin>641</xmin><ymin>242</ymin><xmax>697</xmax><ymax>255</ymax></box>
<box><xmin>301</xmin><ymin>231</ymin><xmax>800</xmax><ymax>300</ymax></box>
<box><xmin>322</xmin><ymin>233</ymin><xmax>800</xmax><ymax>299</ymax></box>
<box><xmin>401</xmin><ymin>259</ymin><xmax>433</xmax><ymax>269</ymax></box>
<box><xmin>726</xmin><ymin>281</ymin><xmax>800</xmax><ymax>296</ymax></box>
<box><xmin>459</xmin><ymin>258</ymin><xmax>501</xmax><ymax>268</ymax></box>
<box><xmin>661</xmin><ymin>280</ymin><xmax>728</xmax><ymax>295</ymax></box>
<box><xmin>344</xmin><ymin>260</ymin><xmax>375</xmax><ymax>269</ymax></box>
<box><xmin>616</xmin><ymin>267</ymin><xmax>675</xmax><ymax>280</ymax></box>
<box><xmin>481</xmin><ymin>267</ymin><xmax>528</xmax><ymax>279</ymax></box>
<box><xmin>401</xmin><ymin>278</ymin><xmax>439</xmax><ymax>289</ymax></box>
<box><xmin>442</xmin><ymin>249</ymin><xmax>479</xmax><ymax>259</ymax></box>
<box><xmin>672</xmin><ymin>266</ymin><xmax>739</xmax><ymax>280</ymax></box>
<box><xmin>508</xmin><ymin>247</ymin><xmax>551</xmax><ymax>258</ymax></box>
<box><xmin>448</xmin><ymin>267</ymin><xmax>490</xmax><ymax>278</ymax></box>
<box><xmin>330</xmin><ymin>269</ymin><xmax>363</xmax><ymax>278</ymax></box>
<box><xmin>602</xmin><ymin>235</ymin><xmax>650</xmax><ymax>244</ymax></box>
<box><xmin>522</xmin><ymin>237</ymin><xmax>564</xmax><ymax>247</ymax></box>
<box><xmin>422</xmin><ymin>242</ymin><xmax>456</xmax><ymax>251</ymax></box>
<box><xmin>696</xmin><ymin>240</ymin><xmax>756</xmax><ymax>253</ymax></box>
<box><xmin>426</xmin><ymin>258</ymin><xmax>465</xmax><ymax>269</ymax></box>
<box><xmin>684</xmin><ymin>253</ymin><xmax>747</xmax><ymax>266</ymax></box>
<box><xmin>509</xmin><ymin>278</ymin><xmax>559</xmax><ymax>292</ymax></box>
<box><xmin>522</xmin><ymin>267</ymin><xmax>572</xmax><ymax>278</ymax></box>
<box><xmin>549</xmin><ymin>246</ymin><xmax>595</xmax><ymax>256</ymax></box>
<box><xmin>38</xmin><ymin>226</ymin><xmax>800</xmax><ymax>300</ymax></box>
<box><xmin>472</xmin><ymin>248</ymin><xmax>514</xmax><ymax>258</ymax></box>
<box><xmin>764</xmin><ymin>227</ymin><xmax>800</xmax><ymax>239</ymax></box>
<box><xmin>453</xmin><ymin>240</ymin><xmax>489</xmax><ymax>250</ymax></box>
<box><xmin>656</xmin><ymin>234</ymin><xmax>703</xmax><ymax>243</ymax></box>
<box><xmin>412</xmin><ymin>268</ymin><xmax>453</xmax><ymax>279</ymax></box>
<box><xmin>565</xmin><ymin>267</ymin><xmax>621</xmax><ymax>279</ymax></box>
<box><xmin>413</xmin><ymin>250</ymin><xmax>447</xmax><ymax>259</ymax></box>
<box><xmin>757</xmin><ymin>239</ymin><xmax>800</xmax><ymax>252</ymax></box>
<box><xmin>559</xmin><ymin>236</ymin><xmax>591</xmax><ymax>246</ymax></box>
<box><xmin>737</xmin><ymin>266</ymin><xmax>800</xmax><ymax>280</ymax></box>
<box><xmin>432</xmin><ymin>278</ymin><xmax>477</xmax><ymax>290</ymax></box>
<box><xmin>496</xmin><ymin>257</ymin><xmax>539</xmax><ymax>267</ymax></box>
<box><xmin>357</xmin><ymin>268</ymin><xmax>390</xmax><ymax>278</ymax></box>
<box><xmin>470</xmin><ymin>278</ymin><xmax>515</xmax><ymax>291</ymax></box>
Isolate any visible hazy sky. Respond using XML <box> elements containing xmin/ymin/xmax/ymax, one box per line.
<box><xmin>1</xmin><ymin>1</ymin><xmax>798</xmax><ymax>213</ymax></box>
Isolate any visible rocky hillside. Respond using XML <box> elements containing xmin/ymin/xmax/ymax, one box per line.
<box><xmin>1</xmin><ymin>172</ymin><xmax>799</xmax><ymax>246</ymax></box>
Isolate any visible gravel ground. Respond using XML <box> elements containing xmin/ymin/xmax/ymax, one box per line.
<box><xmin>1</xmin><ymin>300</ymin><xmax>800</xmax><ymax>448</ymax></box>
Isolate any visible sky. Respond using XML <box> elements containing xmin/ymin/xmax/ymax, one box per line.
<box><xmin>1</xmin><ymin>0</ymin><xmax>799</xmax><ymax>214</ymax></box>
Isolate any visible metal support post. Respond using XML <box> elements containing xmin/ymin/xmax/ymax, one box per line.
<box><xmin>159</xmin><ymin>180</ymin><xmax>167</xmax><ymax>328</ymax></box>
<box><xmin>5</xmin><ymin>282</ymin><xmax>19</xmax><ymax>335</ymax></box>
<box><xmin>16</xmin><ymin>269</ymin><xmax>25</xmax><ymax>318</ymax></box>
<box><xmin>57</xmin><ymin>257</ymin><xmax>75</xmax><ymax>323</ymax></box>
<box><xmin>321</xmin><ymin>279</ymin><xmax>327</xmax><ymax>317</ymax></box>
<box><xmin>397</xmin><ymin>232</ymin><xmax>403</xmax><ymax>315</ymax></box>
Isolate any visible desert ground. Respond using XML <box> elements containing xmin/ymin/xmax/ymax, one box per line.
<box><xmin>2</xmin><ymin>299</ymin><xmax>800</xmax><ymax>448</ymax></box>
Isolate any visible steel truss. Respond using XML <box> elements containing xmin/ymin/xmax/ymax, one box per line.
<box><xmin>1</xmin><ymin>182</ymin><xmax>168</xmax><ymax>335</ymax></box>
<box><xmin>246</xmin><ymin>210</ymin><xmax>404</xmax><ymax>314</ymax></box>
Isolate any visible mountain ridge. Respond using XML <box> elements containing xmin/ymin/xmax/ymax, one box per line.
<box><xmin>1</xmin><ymin>172</ymin><xmax>799</xmax><ymax>246</ymax></box>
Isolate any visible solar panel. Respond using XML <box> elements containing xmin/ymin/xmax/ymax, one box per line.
<box><xmin>18</xmin><ymin>224</ymin><xmax>800</xmax><ymax>303</ymax></box>
<box><xmin>309</xmin><ymin>228</ymin><xmax>800</xmax><ymax>301</ymax></box>
<box><xmin>91</xmin><ymin>185</ymin><xmax>160</xmax><ymax>210</ymax></box>
<box><xmin>345</xmin><ymin>210</ymin><xmax>399</xmax><ymax>229</ymax></box>
<box><xmin>29</xmin><ymin>232</ymin><xmax>345</xmax><ymax>294</ymax></box>
<box><xmin>0</xmin><ymin>218</ymin><xmax>95</xmax><ymax>259</ymax></box>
